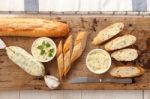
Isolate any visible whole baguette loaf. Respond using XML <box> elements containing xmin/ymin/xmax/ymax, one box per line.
<box><xmin>71</xmin><ymin>31</ymin><xmax>89</xmax><ymax>63</ymax></box>
<box><xmin>111</xmin><ymin>48</ymin><xmax>138</xmax><ymax>61</ymax></box>
<box><xmin>92</xmin><ymin>22</ymin><xmax>124</xmax><ymax>45</ymax></box>
<box><xmin>56</xmin><ymin>40</ymin><xmax>64</xmax><ymax>79</ymax></box>
<box><xmin>63</xmin><ymin>35</ymin><xmax>73</xmax><ymax>76</ymax></box>
<box><xmin>105</xmin><ymin>35</ymin><xmax>136</xmax><ymax>51</ymax></box>
<box><xmin>109</xmin><ymin>66</ymin><xmax>144</xmax><ymax>78</ymax></box>
<box><xmin>0</xmin><ymin>18</ymin><xmax>69</xmax><ymax>37</ymax></box>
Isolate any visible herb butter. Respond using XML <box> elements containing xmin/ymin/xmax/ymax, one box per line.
<box><xmin>31</xmin><ymin>37</ymin><xmax>57</xmax><ymax>62</ymax></box>
<box><xmin>86</xmin><ymin>49</ymin><xmax>111</xmax><ymax>74</ymax></box>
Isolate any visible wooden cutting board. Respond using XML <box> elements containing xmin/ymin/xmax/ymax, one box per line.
<box><xmin>0</xmin><ymin>15</ymin><xmax>150</xmax><ymax>90</ymax></box>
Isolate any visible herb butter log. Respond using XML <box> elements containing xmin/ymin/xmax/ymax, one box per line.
<box><xmin>92</xmin><ymin>23</ymin><xmax>124</xmax><ymax>45</ymax></box>
<box><xmin>0</xmin><ymin>18</ymin><xmax>69</xmax><ymax>37</ymax></box>
<box><xmin>6</xmin><ymin>46</ymin><xmax>45</xmax><ymax>76</ymax></box>
<box><xmin>105</xmin><ymin>35</ymin><xmax>136</xmax><ymax>51</ymax></box>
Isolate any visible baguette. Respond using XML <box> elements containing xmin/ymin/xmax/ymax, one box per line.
<box><xmin>105</xmin><ymin>35</ymin><xmax>136</xmax><ymax>51</ymax></box>
<box><xmin>56</xmin><ymin>40</ymin><xmax>64</xmax><ymax>79</ymax></box>
<box><xmin>0</xmin><ymin>18</ymin><xmax>69</xmax><ymax>37</ymax></box>
<box><xmin>111</xmin><ymin>48</ymin><xmax>138</xmax><ymax>61</ymax></box>
<box><xmin>92</xmin><ymin>22</ymin><xmax>124</xmax><ymax>45</ymax></box>
<box><xmin>109</xmin><ymin>66</ymin><xmax>144</xmax><ymax>78</ymax></box>
<box><xmin>71</xmin><ymin>31</ymin><xmax>89</xmax><ymax>63</ymax></box>
<box><xmin>63</xmin><ymin>35</ymin><xmax>73</xmax><ymax>76</ymax></box>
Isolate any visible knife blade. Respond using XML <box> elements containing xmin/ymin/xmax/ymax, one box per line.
<box><xmin>69</xmin><ymin>77</ymin><xmax>133</xmax><ymax>84</ymax></box>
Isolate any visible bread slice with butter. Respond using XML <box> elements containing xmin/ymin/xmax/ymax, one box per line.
<box><xmin>92</xmin><ymin>22</ymin><xmax>124</xmax><ymax>45</ymax></box>
<box><xmin>105</xmin><ymin>35</ymin><xmax>136</xmax><ymax>51</ymax></box>
<box><xmin>111</xmin><ymin>48</ymin><xmax>138</xmax><ymax>61</ymax></box>
<box><xmin>109</xmin><ymin>66</ymin><xmax>144</xmax><ymax>78</ymax></box>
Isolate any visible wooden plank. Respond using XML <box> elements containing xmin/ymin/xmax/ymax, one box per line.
<box><xmin>50</xmin><ymin>91</ymin><xmax>63</xmax><ymax>99</ymax></box>
<box><xmin>79</xmin><ymin>0</ymin><xmax>100</xmax><ymax>11</ymax></box>
<box><xmin>0</xmin><ymin>0</ymin><xmax>10</xmax><ymax>11</ymax></box>
<box><xmin>0</xmin><ymin>90</ymin><xmax>19</xmax><ymax>99</ymax></box>
<box><xmin>144</xmin><ymin>90</ymin><xmax>150</xmax><ymax>99</ymax></box>
<box><xmin>39</xmin><ymin>0</ymin><xmax>51</xmax><ymax>11</ymax></box>
<box><xmin>9</xmin><ymin>0</ymin><xmax>24</xmax><ymax>11</ymax></box>
<box><xmin>82</xmin><ymin>90</ymin><xmax>143</xmax><ymax>99</ymax></box>
<box><xmin>100</xmin><ymin>0</ymin><xmax>132</xmax><ymax>11</ymax></box>
<box><xmin>50</xmin><ymin>90</ymin><xmax>82</xmax><ymax>99</ymax></box>
<box><xmin>0</xmin><ymin>15</ymin><xmax>149</xmax><ymax>90</ymax></box>
<box><xmin>63</xmin><ymin>90</ymin><xmax>82</xmax><ymax>99</ymax></box>
<box><xmin>20</xmin><ymin>90</ymin><xmax>50</xmax><ymax>99</ymax></box>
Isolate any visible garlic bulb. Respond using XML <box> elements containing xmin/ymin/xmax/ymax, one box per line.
<box><xmin>0</xmin><ymin>39</ymin><xmax>6</xmax><ymax>49</ymax></box>
<box><xmin>44</xmin><ymin>75</ymin><xmax>60</xmax><ymax>89</ymax></box>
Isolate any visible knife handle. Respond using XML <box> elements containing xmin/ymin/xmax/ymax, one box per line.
<box><xmin>100</xmin><ymin>78</ymin><xmax>133</xmax><ymax>84</ymax></box>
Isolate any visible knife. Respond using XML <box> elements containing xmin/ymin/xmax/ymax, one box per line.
<box><xmin>69</xmin><ymin>77</ymin><xmax>133</xmax><ymax>84</ymax></box>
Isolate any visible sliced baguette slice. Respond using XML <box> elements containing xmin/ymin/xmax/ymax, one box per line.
<box><xmin>111</xmin><ymin>48</ymin><xmax>138</xmax><ymax>61</ymax></box>
<box><xmin>92</xmin><ymin>22</ymin><xmax>124</xmax><ymax>45</ymax></box>
<box><xmin>56</xmin><ymin>40</ymin><xmax>64</xmax><ymax>79</ymax></box>
<box><xmin>109</xmin><ymin>66</ymin><xmax>144</xmax><ymax>78</ymax></box>
<box><xmin>71</xmin><ymin>31</ymin><xmax>89</xmax><ymax>63</ymax></box>
<box><xmin>105</xmin><ymin>35</ymin><xmax>136</xmax><ymax>51</ymax></box>
<box><xmin>63</xmin><ymin>35</ymin><xmax>73</xmax><ymax>76</ymax></box>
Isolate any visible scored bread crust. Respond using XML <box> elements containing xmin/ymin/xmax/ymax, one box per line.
<box><xmin>56</xmin><ymin>40</ymin><xmax>64</xmax><ymax>79</ymax></box>
<box><xmin>105</xmin><ymin>35</ymin><xmax>136</xmax><ymax>51</ymax></box>
<box><xmin>109</xmin><ymin>66</ymin><xmax>144</xmax><ymax>78</ymax></box>
<box><xmin>71</xmin><ymin>31</ymin><xmax>89</xmax><ymax>63</ymax></box>
<box><xmin>111</xmin><ymin>48</ymin><xmax>138</xmax><ymax>61</ymax></box>
<box><xmin>0</xmin><ymin>18</ymin><xmax>69</xmax><ymax>37</ymax></box>
<box><xmin>63</xmin><ymin>35</ymin><xmax>73</xmax><ymax>76</ymax></box>
<box><xmin>92</xmin><ymin>22</ymin><xmax>124</xmax><ymax>45</ymax></box>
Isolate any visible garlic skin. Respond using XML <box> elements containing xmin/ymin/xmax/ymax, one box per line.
<box><xmin>0</xmin><ymin>39</ymin><xmax>6</xmax><ymax>49</ymax></box>
<box><xmin>44</xmin><ymin>75</ymin><xmax>60</xmax><ymax>89</ymax></box>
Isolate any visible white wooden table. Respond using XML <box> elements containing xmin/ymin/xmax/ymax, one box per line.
<box><xmin>0</xmin><ymin>0</ymin><xmax>150</xmax><ymax>99</ymax></box>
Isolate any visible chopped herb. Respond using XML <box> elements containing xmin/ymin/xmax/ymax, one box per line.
<box><xmin>50</xmin><ymin>48</ymin><xmax>54</xmax><ymax>53</ymax></box>
<box><xmin>48</xmin><ymin>52</ymin><xmax>53</xmax><ymax>57</ymax></box>
<box><xmin>42</xmin><ymin>41</ymin><xmax>46</xmax><ymax>46</ymax></box>
<box><xmin>40</xmin><ymin>50</ymin><xmax>45</xmax><ymax>55</ymax></box>
<box><xmin>123</xmin><ymin>41</ymin><xmax>126</xmax><ymax>44</ymax></box>
<box><xmin>37</xmin><ymin>45</ymin><xmax>43</xmax><ymax>50</ymax></box>
<box><xmin>46</xmin><ymin>42</ymin><xmax>51</xmax><ymax>48</ymax></box>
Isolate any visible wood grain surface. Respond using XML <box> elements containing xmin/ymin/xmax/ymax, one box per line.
<box><xmin>0</xmin><ymin>15</ymin><xmax>149</xmax><ymax>90</ymax></box>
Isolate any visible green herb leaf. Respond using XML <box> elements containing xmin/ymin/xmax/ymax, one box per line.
<box><xmin>46</xmin><ymin>42</ymin><xmax>51</xmax><ymax>48</ymax></box>
<box><xmin>40</xmin><ymin>50</ymin><xmax>45</xmax><ymax>55</ymax></box>
<box><xmin>37</xmin><ymin>45</ymin><xmax>43</xmax><ymax>50</ymax></box>
<box><xmin>48</xmin><ymin>52</ymin><xmax>53</xmax><ymax>57</ymax></box>
<box><xmin>50</xmin><ymin>48</ymin><xmax>54</xmax><ymax>53</ymax></box>
<box><xmin>42</xmin><ymin>41</ymin><xmax>46</xmax><ymax>46</ymax></box>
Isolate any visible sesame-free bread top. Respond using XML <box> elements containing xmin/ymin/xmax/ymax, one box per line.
<box><xmin>0</xmin><ymin>18</ymin><xmax>69</xmax><ymax>37</ymax></box>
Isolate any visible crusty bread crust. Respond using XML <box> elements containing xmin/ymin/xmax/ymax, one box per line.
<box><xmin>92</xmin><ymin>22</ymin><xmax>124</xmax><ymax>45</ymax></box>
<box><xmin>63</xmin><ymin>35</ymin><xmax>73</xmax><ymax>76</ymax></box>
<box><xmin>71</xmin><ymin>31</ymin><xmax>89</xmax><ymax>63</ymax></box>
<box><xmin>111</xmin><ymin>48</ymin><xmax>138</xmax><ymax>61</ymax></box>
<box><xmin>109</xmin><ymin>66</ymin><xmax>144</xmax><ymax>78</ymax></box>
<box><xmin>56</xmin><ymin>41</ymin><xmax>64</xmax><ymax>79</ymax></box>
<box><xmin>105</xmin><ymin>35</ymin><xmax>136</xmax><ymax>51</ymax></box>
<box><xmin>0</xmin><ymin>18</ymin><xmax>69</xmax><ymax>37</ymax></box>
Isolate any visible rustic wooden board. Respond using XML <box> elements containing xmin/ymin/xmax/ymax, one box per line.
<box><xmin>0</xmin><ymin>15</ymin><xmax>150</xmax><ymax>90</ymax></box>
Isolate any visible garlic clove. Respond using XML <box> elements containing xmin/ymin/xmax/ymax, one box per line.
<box><xmin>44</xmin><ymin>75</ymin><xmax>60</xmax><ymax>89</ymax></box>
<box><xmin>0</xmin><ymin>39</ymin><xmax>6</xmax><ymax>49</ymax></box>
